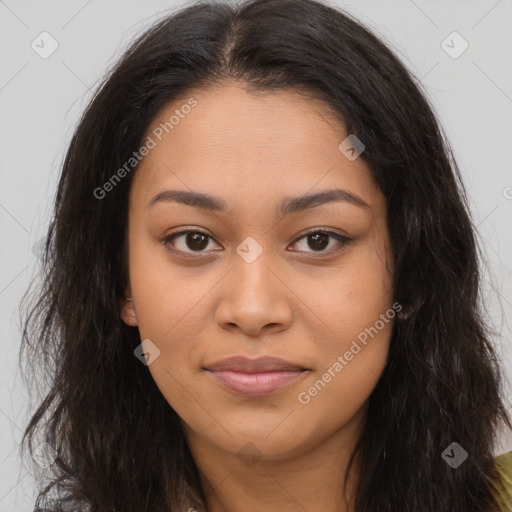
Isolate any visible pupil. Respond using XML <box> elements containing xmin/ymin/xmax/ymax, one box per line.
<box><xmin>309</xmin><ymin>233</ymin><xmax>328</xmax><ymax>251</ymax></box>
<box><xmin>187</xmin><ymin>232</ymin><xmax>208</xmax><ymax>250</ymax></box>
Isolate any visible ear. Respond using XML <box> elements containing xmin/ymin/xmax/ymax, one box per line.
<box><xmin>120</xmin><ymin>288</ymin><xmax>138</xmax><ymax>327</ymax></box>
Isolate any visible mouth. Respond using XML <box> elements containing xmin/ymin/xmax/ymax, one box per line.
<box><xmin>204</xmin><ymin>356</ymin><xmax>310</xmax><ymax>397</ymax></box>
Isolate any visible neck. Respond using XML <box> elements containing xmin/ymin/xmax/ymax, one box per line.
<box><xmin>184</xmin><ymin>407</ymin><xmax>365</xmax><ymax>512</ymax></box>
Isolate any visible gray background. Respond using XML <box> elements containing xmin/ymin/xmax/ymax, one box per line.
<box><xmin>1</xmin><ymin>0</ymin><xmax>511</xmax><ymax>509</ymax></box>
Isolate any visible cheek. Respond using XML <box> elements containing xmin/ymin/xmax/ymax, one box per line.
<box><xmin>294</xmin><ymin>337</ymin><xmax>389</xmax><ymax>447</ymax></box>
<box><xmin>302</xmin><ymin>234</ymin><xmax>394</xmax><ymax>391</ymax></box>
<box><xmin>127</xmin><ymin>224</ymin><xmax>199</xmax><ymax>332</ymax></box>
<box><xmin>127</xmin><ymin>232</ymin><xmax>222</xmax><ymax>380</ymax></box>
<box><xmin>306</xmin><ymin>240</ymin><xmax>393</xmax><ymax>339</ymax></box>
<box><xmin>295</xmin><ymin>257</ymin><xmax>393</xmax><ymax>433</ymax></box>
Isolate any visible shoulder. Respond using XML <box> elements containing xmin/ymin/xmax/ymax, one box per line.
<box><xmin>493</xmin><ymin>451</ymin><xmax>512</xmax><ymax>511</ymax></box>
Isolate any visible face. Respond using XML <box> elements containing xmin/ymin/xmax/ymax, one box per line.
<box><xmin>121</xmin><ymin>83</ymin><xmax>395</xmax><ymax>462</ymax></box>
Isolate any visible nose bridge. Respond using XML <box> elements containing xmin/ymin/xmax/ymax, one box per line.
<box><xmin>232</xmin><ymin>235</ymin><xmax>277</xmax><ymax>301</ymax></box>
<box><xmin>215</xmin><ymin>236</ymin><xmax>292</xmax><ymax>335</ymax></box>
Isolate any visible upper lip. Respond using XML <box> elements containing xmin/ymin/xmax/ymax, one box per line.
<box><xmin>205</xmin><ymin>356</ymin><xmax>307</xmax><ymax>373</ymax></box>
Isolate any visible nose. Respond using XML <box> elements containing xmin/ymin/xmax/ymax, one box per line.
<box><xmin>214</xmin><ymin>251</ymin><xmax>293</xmax><ymax>338</ymax></box>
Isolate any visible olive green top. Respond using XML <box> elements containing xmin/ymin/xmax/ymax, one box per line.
<box><xmin>493</xmin><ymin>451</ymin><xmax>512</xmax><ymax>511</ymax></box>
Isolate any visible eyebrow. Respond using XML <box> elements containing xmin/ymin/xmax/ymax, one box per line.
<box><xmin>146</xmin><ymin>188</ymin><xmax>371</xmax><ymax>215</ymax></box>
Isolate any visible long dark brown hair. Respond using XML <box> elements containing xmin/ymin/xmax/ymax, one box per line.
<box><xmin>19</xmin><ymin>0</ymin><xmax>511</xmax><ymax>510</ymax></box>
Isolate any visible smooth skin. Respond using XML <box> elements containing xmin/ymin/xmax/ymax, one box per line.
<box><xmin>120</xmin><ymin>83</ymin><xmax>395</xmax><ymax>512</ymax></box>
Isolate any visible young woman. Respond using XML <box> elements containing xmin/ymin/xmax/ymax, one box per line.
<box><xmin>20</xmin><ymin>0</ymin><xmax>512</xmax><ymax>510</ymax></box>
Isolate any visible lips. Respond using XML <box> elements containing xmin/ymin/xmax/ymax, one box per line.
<box><xmin>205</xmin><ymin>355</ymin><xmax>306</xmax><ymax>373</ymax></box>
<box><xmin>204</xmin><ymin>356</ymin><xmax>309</xmax><ymax>397</ymax></box>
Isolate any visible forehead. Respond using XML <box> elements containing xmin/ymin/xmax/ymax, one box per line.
<box><xmin>146</xmin><ymin>84</ymin><xmax>345</xmax><ymax>152</ymax></box>
<box><xmin>130</xmin><ymin>84</ymin><xmax>382</xmax><ymax>212</ymax></box>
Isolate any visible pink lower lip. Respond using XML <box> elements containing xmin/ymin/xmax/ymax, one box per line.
<box><xmin>207</xmin><ymin>370</ymin><xmax>306</xmax><ymax>397</ymax></box>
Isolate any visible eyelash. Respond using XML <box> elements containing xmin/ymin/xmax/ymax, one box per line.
<box><xmin>161</xmin><ymin>227</ymin><xmax>352</xmax><ymax>258</ymax></box>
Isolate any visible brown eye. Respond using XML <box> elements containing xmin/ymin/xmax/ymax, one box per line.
<box><xmin>183</xmin><ymin>232</ymin><xmax>209</xmax><ymax>251</ymax></box>
<box><xmin>306</xmin><ymin>232</ymin><xmax>330</xmax><ymax>251</ymax></box>
<box><xmin>162</xmin><ymin>230</ymin><xmax>218</xmax><ymax>254</ymax></box>
<box><xmin>290</xmin><ymin>229</ymin><xmax>352</xmax><ymax>255</ymax></box>
<box><xmin>162</xmin><ymin>228</ymin><xmax>352</xmax><ymax>258</ymax></box>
